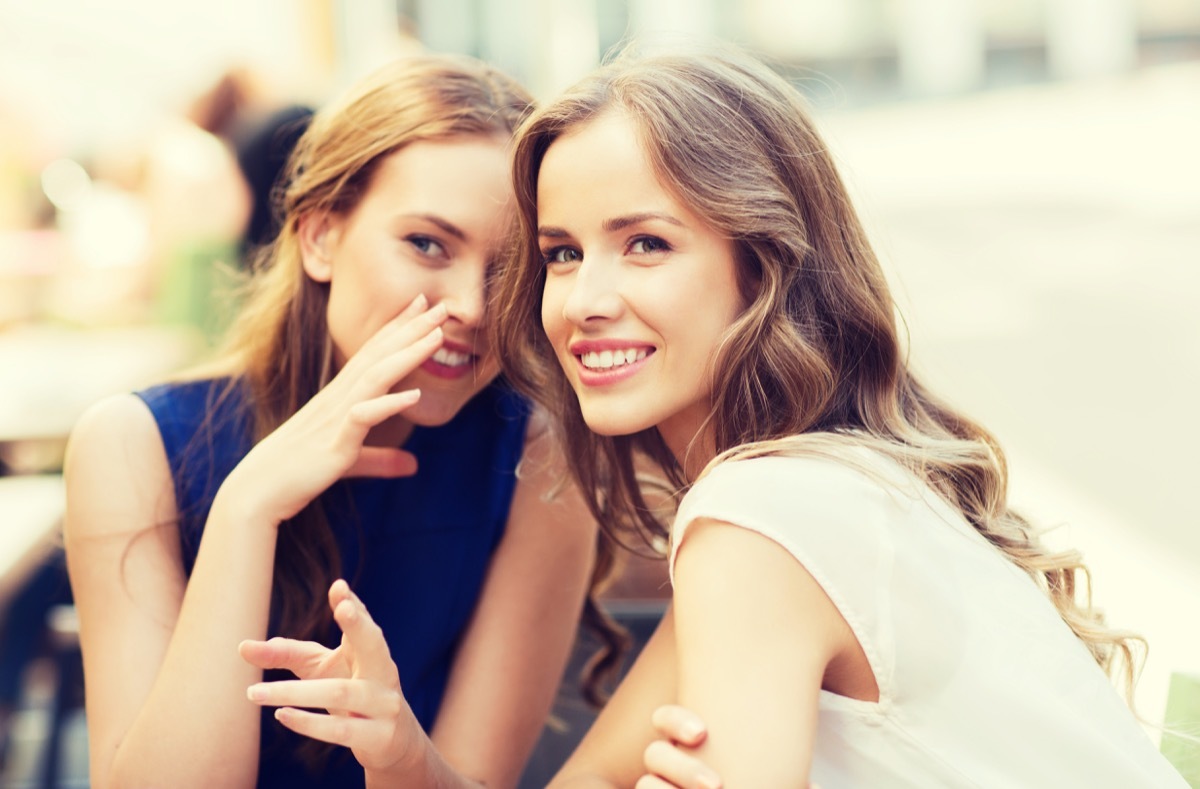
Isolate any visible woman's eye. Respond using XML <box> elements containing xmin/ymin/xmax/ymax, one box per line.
<box><xmin>407</xmin><ymin>235</ymin><xmax>447</xmax><ymax>259</ymax></box>
<box><xmin>629</xmin><ymin>236</ymin><xmax>670</xmax><ymax>255</ymax></box>
<box><xmin>541</xmin><ymin>246</ymin><xmax>581</xmax><ymax>265</ymax></box>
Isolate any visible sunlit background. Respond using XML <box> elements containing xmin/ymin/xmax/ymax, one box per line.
<box><xmin>1</xmin><ymin>0</ymin><xmax>1198</xmax><ymax>786</ymax></box>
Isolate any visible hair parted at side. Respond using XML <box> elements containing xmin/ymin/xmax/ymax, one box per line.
<box><xmin>492</xmin><ymin>43</ymin><xmax>1142</xmax><ymax>701</ymax></box>
<box><xmin>203</xmin><ymin>53</ymin><xmax>534</xmax><ymax>648</ymax></box>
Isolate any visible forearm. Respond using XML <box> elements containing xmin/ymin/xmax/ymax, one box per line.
<box><xmin>108</xmin><ymin>484</ymin><xmax>279</xmax><ymax>788</ymax></box>
<box><xmin>365</xmin><ymin>734</ymin><xmax>487</xmax><ymax>789</ymax></box>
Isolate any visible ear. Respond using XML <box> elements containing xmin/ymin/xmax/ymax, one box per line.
<box><xmin>297</xmin><ymin>212</ymin><xmax>341</xmax><ymax>283</ymax></box>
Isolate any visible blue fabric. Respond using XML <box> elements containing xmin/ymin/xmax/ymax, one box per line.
<box><xmin>136</xmin><ymin>377</ymin><xmax>529</xmax><ymax>788</ymax></box>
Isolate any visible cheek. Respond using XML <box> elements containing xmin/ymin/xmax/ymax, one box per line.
<box><xmin>540</xmin><ymin>279</ymin><xmax>564</xmax><ymax>341</ymax></box>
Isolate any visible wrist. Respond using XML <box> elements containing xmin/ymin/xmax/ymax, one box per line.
<box><xmin>211</xmin><ymin>467</ymin><xmax>287</xmax><ymax>533</ymax></box>
<box><xmin>365</xmin><ymin>726</ymin><xmax>475</xmax><ymax>789</ymax></box>
<box><xmin>364</xmin><ymin>739</ymin><xmax>428</xmax><ymax>789</ymax></box>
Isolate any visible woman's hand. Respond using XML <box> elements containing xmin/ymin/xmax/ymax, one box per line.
<box><xmin>636</xmin><ymin>705</ymin><xmax>722</xmax><ymax>789</ymax></box>
<box><xmin>637</xmin><ymin>705</ymin><xmax>820</xmax><ymax>789</ymax></box>
<box><xmin>240</xmin><ymin>580</ymin><xmax>424</xmax><ymax>774</ymax></box>
<box><xmin>230</xmin><ymin>294</ymin><xmax>447</xmax><ymax>525</ymax></box>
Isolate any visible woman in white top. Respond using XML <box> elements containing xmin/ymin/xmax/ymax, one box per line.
<box><xmin>245</xmin><ymin>46</ymin><xmax>1187</xmax><ymax>788</ymax></box>
<box><xmin>486</xmin><ymin>45</ymin><xmax>1186</xmax><ymax>787</ymax></box>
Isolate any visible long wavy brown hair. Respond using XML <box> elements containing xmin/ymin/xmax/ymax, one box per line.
<box><xmin>492</xmin><ymin>45</ymin><xmax>1142</xmax><ymax>700</ymax></box>
<box><xmin>203</xmin><ymin>54</ymin><xmax>534</xmax><ymax>647</ymax></box>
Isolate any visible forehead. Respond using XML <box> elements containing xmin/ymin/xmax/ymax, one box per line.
<box><xmin>537</xmin><ymin>111</ymin><xmax>675</xmax><ymax>217</ymax></box>
<box><xmin>363</xmin><ymin>134</ymin><xmax>512</xmax><ymax>215</ymax></box>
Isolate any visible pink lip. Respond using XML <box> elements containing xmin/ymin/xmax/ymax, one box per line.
<box><xmin>420</xmin><ymin>338</ymin><xmax>479</xmax><ymax>380</ymax></box>
<box><xmin>569</xmin><ymin>339</ymin><xmax>656</xmax><ymax>387</ymax></box>
<box><xmin>568</xmin><ymin>338</ymin><xmax>655</xmax><ymax>355</ymax></box>
<box><xmin>440</xmin><ymin>338</ymin><xmax>476</xmax><ymax>354</ymax></box>
<box><xmin>421</xmin><ymin>358</ymin><xmax>472</xmax><ymax>379</ymax></box>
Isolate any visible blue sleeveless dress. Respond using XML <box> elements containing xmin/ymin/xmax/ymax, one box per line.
<box><xmin>136</xmin><ymin>377</ymin><xmax>530</xmax><ymax>788</ymax></box>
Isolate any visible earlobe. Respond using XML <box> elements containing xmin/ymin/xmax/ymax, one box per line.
<box><xmin>298</xmin><ymin>212</ymin><xmax>338</xmax><ymax>282</ymax></box>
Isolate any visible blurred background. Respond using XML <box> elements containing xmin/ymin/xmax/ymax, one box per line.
<box><xmin>1</xmin><ymin>0</ymin><xmax>1198</xmax><ymax>786</ymax></box>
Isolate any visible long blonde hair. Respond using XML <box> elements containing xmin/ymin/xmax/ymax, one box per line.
<box><xmin>492</xmin><ymin>45</ymin><xmax>1141</xmax><ymax>698</ymax></box>
<box><xmin>207</xmin><ymin>54</ymin><xmax>534</xmax><ymax>644</ymax></box>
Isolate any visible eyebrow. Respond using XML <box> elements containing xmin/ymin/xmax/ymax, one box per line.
<box><xmin>404</xmin><ymin>213</ymin><xmax>468</xmax><ymax>242</ymax></box>
<box><xmin>538</xmin><ymin>212</ymin><xmax>684</xmax><ymax>239</ymax></box>
<box><xmin>603</xmin><ymin>212</ymin><xmax>684</xmax><ymax>232</ymax></box>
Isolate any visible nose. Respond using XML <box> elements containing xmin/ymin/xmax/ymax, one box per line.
<box><xmin>437</xmin><ymin>263</ymin><xmax>486</xmax><ymax>330</ymax></box>
<box><xmin>561</xmin><ymin>257</ymin><xmax>623</xmax><ymax>326</ymax></box>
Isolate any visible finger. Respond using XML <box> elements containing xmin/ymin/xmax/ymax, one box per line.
<box><xmin>360</xmin><ymin>302</ymin><xmax>447</xmax><ymax>366</ymax></box>
<box><xmin>271</xmin><ymin>706</ymin><xmax>393</xmax><ymax>754</ymax></box>
<box><xmin>338</xmin><ymin>299</ymin><xmax>445</xmax><ymax>381</ymax></box>
<box><xmin>635</xmin><ymin>775</ymin><xmax>679</xmax><ymax>789</ymax></box>
<box><xmin>375</xmin><ymin>328</ymin><xmax>445</xmax><ymax>387</ymax></box>
<box><xmin>347</xmin><ymin>390</ymin><xmax>421</xmax><ymax>431</ymax></box>
<box><xmin>348</xmin><ymin>328</ymin><xmax>443</xmax><ymax>404</ymax></box>
<box><xmin>643</xmin><ymin>739</ymin><xmax>722</xmax><ymax>789</ymax></box>
<box><xmin>247</xmin><ymin>678</ymin><xmax>403</xmax><ymax>720</ymax></box>
<box><xmin>355</xmin><ymin>294</ymin><xmax>432</xmax><ymax>352</ymax></box>
<box><xmin>345</xmin><ymin>447</ymin><xmax>418</xmax><ymax>479</ymax></box>
<box><xmin>239</xmin><ymin>637</ymin><xmax>334</xmax><ymax>678</ymax></box>
<box><xmin>328</xmin><ymin>579</ymin><xmax>353</xmax><ymax>613</ymax></box>
<box><xmin>651</xmin><ymin>705</ymin><xmax>708</xmax><ymax>747</ymax></box>
<box><xmin>402</xmin><ymin>293</ymin><xmax>428</xmax><ymax>318</ymax></box>
<box><xmin>334</xmin><ymin>592</ymin><xmax>398</xmax><ymax>682</ymax></box>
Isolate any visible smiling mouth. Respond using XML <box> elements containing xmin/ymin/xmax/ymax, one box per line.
<box><xmin>431</xmin><ymin>347</ymin><xmax>474</xmax><ymax>369</ymax></box>
<box><xmin>577</xmin><ymin>347</ymin><xmax>651</xmax><ymax>370</ymax></box>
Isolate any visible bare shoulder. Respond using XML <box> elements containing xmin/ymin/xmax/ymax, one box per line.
<box><xmin>673</xmin><ymin>517</ymin><xmax>843</xmax><ymax>639</ymax></box>
<box><xmin>70</xmin><ymin>392</ymin><xmax>164</xmax><ymax>452</ymax></box>
<box><xmin>65</xmin><ymin>392</ymin><xmax>176</xmax><ymax>539</ymax></box>
<box><xmin>674</xmin><ymin>517</ymin><xmax>807</xmax><ymax>591</ymax></box>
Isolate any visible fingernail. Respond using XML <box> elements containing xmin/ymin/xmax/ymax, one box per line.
<box><xmin>682</xmin><ymin>721</ymin><xmax>705</xmax><ymax>740</ymax></box>
<box><xmin>699</xmin><ymin>773</ymin><xmax>722</xmax><ymax>789</ymax></box>
<box><xmin>247</xmin><ymin>684</ymin><xmax>266</xmax><ymax>702</ymax></box>
<box><xmin>413</xmin><ymin>294</ymin><xmax>427</xmax><ymax>309</ymax></box>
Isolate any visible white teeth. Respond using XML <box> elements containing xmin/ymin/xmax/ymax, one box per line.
<box><xmin>432</xmin><ymin>348</ymin><xmax>472</xmax><ymax>367</ymax></box>
<box><xmin>580</xmin><ymin>348</ymin><xmax>649</xmax><ymax>370</ymax></box>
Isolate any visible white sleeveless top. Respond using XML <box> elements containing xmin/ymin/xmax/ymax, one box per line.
<box><xmin>668</xmin><ymin>450</ymin><xmax>1185</xmax><ymax>788</ymax></box>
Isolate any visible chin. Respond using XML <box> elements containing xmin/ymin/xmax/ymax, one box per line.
<box><xmin>404</xmin><ymin>396</ymin><xmax>472</xmax><ymax>428</ymax></box>
<box><xmin>578</xmin><ymin>406</ymin><xmax>654</xmax><ymax>438</ymax></box>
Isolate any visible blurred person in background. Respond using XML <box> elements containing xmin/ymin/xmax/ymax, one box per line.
<box><xmin>183</xmin><ymin>67</ymin><xmax>314</xmax><ymax>268</ymax></box>
<box><xmin>63</xmin><ymin>53</ymin><xmax>598</xmax><ymax>789</ymax></box>
<box><xmin>0</xmin><ymin>554</ymin><xmax>73</xmax><ymax>772</ymax></box>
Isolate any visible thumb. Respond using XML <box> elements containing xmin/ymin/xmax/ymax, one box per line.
<box><xmin>238</xmin><ymin>637</ymin><xmax>337</xmax><ymax>679</ymax></box>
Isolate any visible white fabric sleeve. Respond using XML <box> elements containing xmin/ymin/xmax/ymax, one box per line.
<box><xmin>669</xmin><ymin>453</ymin><xmax>904</xmax><ymax>697</ymax></box>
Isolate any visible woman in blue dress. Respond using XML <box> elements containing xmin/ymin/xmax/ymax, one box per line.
<box><xmin>63</xmin><ymin>54</ymin><xmax>597</xmax><ymax>789</ymax></box>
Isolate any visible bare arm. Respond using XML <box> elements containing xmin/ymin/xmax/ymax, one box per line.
<box><xmin>65</xmin><ymin>393</ymin><xmax>275</xmax><ymax>789</ymax></box>
<box><xmin>66</xmin><ymin>298</ymin><xmax>445</xmax><ymax>789</ymax></box>
<box><xmin>243</xmin><ymin>412</ymin><xmax>599</xmax><ymax>789</ymax></box>
<box><xmin>424</xmin><ymin>416</ymin><xmax>598</xmax><ymax>788</ymax></box>
<box><xmin>669</xmin><ymin>518</ymin><xmax>857</xmax><ymax>787</ymax></box>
